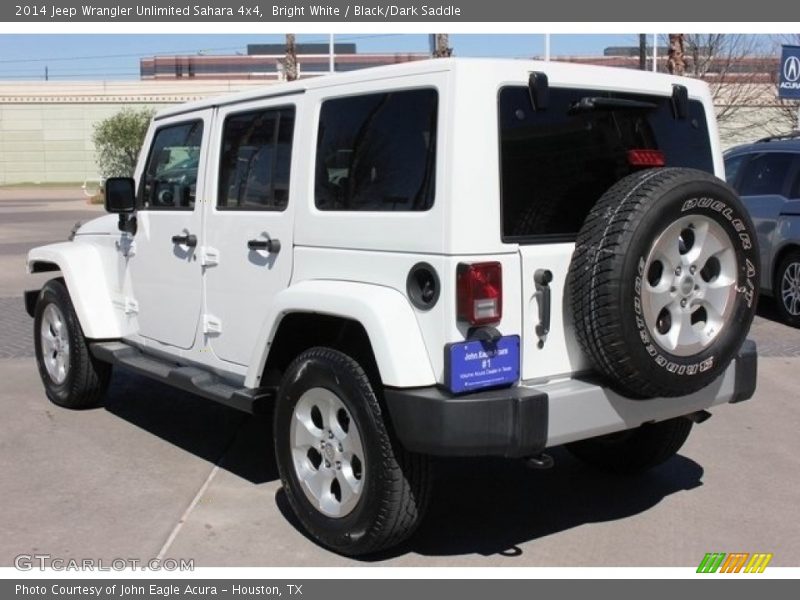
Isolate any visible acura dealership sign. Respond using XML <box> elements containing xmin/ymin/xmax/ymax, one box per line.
<box><xmin>778</xmin><ymin>45</ymin><xmax>800</xmax><ymax>99</ymax></box>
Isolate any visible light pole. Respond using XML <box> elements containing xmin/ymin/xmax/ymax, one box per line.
<box><xmin>329</xmin><ymin>33</ymin><xmax>334</xmax><ymax>74</ymax></box>
<box><xmin>652</xmin><ymin>33</ymin><xmax>658</xmax><ymax>72</ymax></box>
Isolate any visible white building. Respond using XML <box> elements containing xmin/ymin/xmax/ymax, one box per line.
<box><xmin>0</xmin><ymin>80</ymin><xmax>269</xmax><ymax>185</ymax></box>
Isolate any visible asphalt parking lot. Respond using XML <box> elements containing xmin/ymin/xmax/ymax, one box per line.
<box><xmin>1</xmin><ymin>186</ymin><xmax>799</xmax><ymax>568</ymax></box>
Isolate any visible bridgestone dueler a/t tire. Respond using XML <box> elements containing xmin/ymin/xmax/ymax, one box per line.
<box><xmin>568</xmin><ymin>168</ymin><xmax>759</xmax><ymax>399</ymax></box>
<box><xmin>274</xmin><ymin>347</ymin><xmax>431</xmax><ymax>556</ymax></box>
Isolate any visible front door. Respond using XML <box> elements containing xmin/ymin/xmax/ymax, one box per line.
<box><xmin>129</xmin><ymin>112</ymin><xmax>211</xmax><ymax>349</ymax></box>
<box><xmin>203</xmin><ymin>100</ymin><xmax>297</xmax><ymax>365</ymax></box>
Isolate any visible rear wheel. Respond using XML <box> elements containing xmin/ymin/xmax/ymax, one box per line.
<box><xmin>774</xmin><ymin>250</ymin><xmax>800</xmax><ymax>328</ymax></box>
<box><xmin>566</xmin><ymin>417</ymin><xmax>693</xmax><ymax>474</ymax></box>
<box><xmin>33</xmin><ymin>279</ymin><xmax>111</xmax><ymax>409</ymax></box>
<box><xmin>274</xmin><ymin>347</ymin><xmax>431</xmax><ymax>556</ymax></box>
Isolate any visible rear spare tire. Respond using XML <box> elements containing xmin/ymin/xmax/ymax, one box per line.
<box><xmin>568</xmin><ymin>168</ymin><xmax>758</xmax><ymax>398</ymax></box>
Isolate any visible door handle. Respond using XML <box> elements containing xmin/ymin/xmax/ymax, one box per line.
<box><xmin>247</xmin><ymin>238</ymin><xmax>281</xmax><ymax>254</ymax></box>
<box><xmin>171</xmin><ymin>233</ymin><xmax>197</xmax><ymax>247</ymax></box>
<box><xmin>534</xmin><ymin>269</ymin><xmax>553</xmax><ymax>347</ymax></box>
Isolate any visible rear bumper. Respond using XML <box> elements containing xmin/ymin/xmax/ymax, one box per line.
<box><xmin>384</xmin><ymin>339</ymin><xmax>757</xmax><ymax>458</ymax></box>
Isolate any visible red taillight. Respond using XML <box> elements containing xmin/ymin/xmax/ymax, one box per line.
<box><xmin>627</xmin><ymin>149</ymin><xmax>666</xmax><ymax>167</ymax></box>
<box><xmin>457</xmin><ymin>262</ymin><xmax>502</xmax><ymax>326</ymax></box>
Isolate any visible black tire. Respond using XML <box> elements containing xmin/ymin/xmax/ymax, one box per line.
<box><xmin>274</xmin><ymin>347</ymin><xmax>431</xmax><ymax>556</ymax></box>
<box><xmin>566</xmin><ymin>417</ymin><xmax>693</xmax><ymax>475</ymax></box>
<box><xmin>569</xmin><ymin>168</ymin><xmax>759</xmax><ymax>398</ymax></box>
<box><xmin>773</xmin><ymin>249</ymin><xmax>800</xmax><ymax>328</ymax></box>
<box><xmin>33</xmin><ymin>279</ymin><xmax>111</xmax><ymax>409</ymax></box>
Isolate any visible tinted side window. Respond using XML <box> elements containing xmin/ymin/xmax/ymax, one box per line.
<box><xmin>724</xmin><ymin>154</ymin><xmax>748</xmax><ymax>188</ymax></box>
<box><xmin>140</xmin><ymin>121</ymin><xmax>203</xmax><ymax>210</ymax></box>
<box><xmin>738</xmin><ymin>153</ymin><xmax>794</xmax><ymax>196</ymax></box>
<box><xmin>315</xmin><ymin>89</ymin><xmax>438</xmax><ymax>211</ymax></box>
<box><xmin>218</xmin><ymin>107</ymin><xmax>295</xmax><ymax>211</ymax></box>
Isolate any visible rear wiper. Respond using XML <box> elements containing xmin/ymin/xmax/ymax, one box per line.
<box><xmin>568</xmin><ymin>97</ymin><xmax>658</xmax><ymax>114</ymax></box>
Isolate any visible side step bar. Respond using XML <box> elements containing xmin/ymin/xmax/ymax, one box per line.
<box><xmin>90</xmin><ymin>341</ymin><xmax>274</xmax><ymax>415</ymax></box>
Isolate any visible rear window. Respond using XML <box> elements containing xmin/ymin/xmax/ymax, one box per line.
<box><xmin>499</xmin><ymin>86</ymin><xmax>714</xmax><ymax>242</ymax></box>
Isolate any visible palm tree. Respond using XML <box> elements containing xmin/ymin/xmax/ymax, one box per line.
<box><xmin>432</xmin><ymin>34</ymin><xmax>452</xmax><ymax>58</ymax></box>
<box><xmin>639</xmin><ymin>34</ymin><xmax>647</xmax><ymax>70</ymax></box>
<box><xmin>282</xmin><ymin>34</ymin><xmax>299</xmax><ymax>81</ymax></box>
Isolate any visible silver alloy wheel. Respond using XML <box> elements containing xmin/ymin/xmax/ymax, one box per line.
<box><xmin>290</xmin><ymin>387</ymin><xmax>365</xmax><ymax>518</ymax></box>
<box><xmin>640</xmin><ymin>215</ymin><xmax>738</xmax><ymax>357</ymax></box>
<box><xmin>40</xmin><ymin>303</ymin><xmax>70</xmax><ymax>384</ymax></box>
<box><xmin>781</xmin><ymin>261</ymin><xmax>800</xmax><ymax>316</ymax></box>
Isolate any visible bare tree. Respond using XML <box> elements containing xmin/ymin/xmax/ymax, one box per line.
<box><xmin>681</xmin><ymin>34</ymin><xmax>776</xmax><ymax>138</ymax></box>
<box><xmin>432</xmin><ymin>34</ymin><xmax>452</xmax><ymax>58</ymax></box>
<box><xmin>282</xmin><ymin>34</ymin><xmax>299</xmax><ymax>81</ymax></box>
<box><xmin>667</xmin><ymin>34</ymin><xmax>686</xmax><ymax>75</ymax></box>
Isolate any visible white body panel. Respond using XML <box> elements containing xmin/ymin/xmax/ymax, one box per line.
<box><xmin>518</xmin><ymin>243</ymin><xmax>589</xmax><ymax>380</ymax></box>
<box><xmin>28</xmin><ymin>58</ymin><xmax>726</xmax><ymax>394</ymax></box>
<box><xmin>544</xmin><ymin>357</ymin><xmax>737</xmax><ymax>447</ymax></box>
<box><xmin>27</xmin><ymin>241</ymin><xmax>121</xmax><ymax>339</ymax></box>
<box><xmin>245</xmin><ymin>280</ymin><xmax>436</xmax><ymax>388</ymax></box>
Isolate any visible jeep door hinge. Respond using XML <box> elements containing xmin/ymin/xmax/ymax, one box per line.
<box><xmin>123</xmin><ymin>297</ymin><xmax>139</xmax><ymax>315</ymax></box>
<box><xmin>200</xmin><ymin>246</ymin><xmax>220</xmax><ymax>267</ymax></box>
<box><xmin>202</xmin><ymin>314</ymin><xmax>222</xmax><ymax>335</ymax></box>
<box><xmin>117</xmin><ymin>234</ymin><xmax>136</xmax><ymax>257</ymax></box>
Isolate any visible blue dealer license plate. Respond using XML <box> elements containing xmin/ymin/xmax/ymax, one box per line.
<box><xmin>446</xmin><ymin>335</ymin><xmax>520</xmax><ymax>394</ymax></box>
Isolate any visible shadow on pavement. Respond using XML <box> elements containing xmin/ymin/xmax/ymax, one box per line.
<box><xmin>276</xmin><ymin>447</ymin><xmax>704</xmax><ymax>561</ymax></box>
<box><xmin>755</xmin><ymin>295</ymin><xmax>783</xmax><ymax>324</ymax></box>
<box><xmin>103</xmin><ymin>367</ymin><xmax>278</xmax><ymax>484</ymax></box>
<box><xmin>102</xmin><ymin>369</ymin><xmax>704</xmax><ymax>561</ymax></box>
<box><xmin>405</xmin><ymin>450</ymin><xmax>703</xmax><ymax>559</ymax></box>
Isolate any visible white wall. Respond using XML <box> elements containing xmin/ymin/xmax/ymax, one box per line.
<box><xmin>0</xmin><ymin>80</ymin><xmax>271</xmax><ymax>185</ymax></box>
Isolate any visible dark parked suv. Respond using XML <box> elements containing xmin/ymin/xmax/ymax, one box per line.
<box><xmin>725</xmin><ymin>132</ymin><xmax>800</xmax><ymax>327</ymax></box>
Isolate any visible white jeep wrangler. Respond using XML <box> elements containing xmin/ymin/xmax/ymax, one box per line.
<box><xmin>26</xmin><ymin>58</ymin><xmax>759</xmax><ymax>556</ymax></box>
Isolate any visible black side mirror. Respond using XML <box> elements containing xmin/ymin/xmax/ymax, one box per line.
<box><xmin>105</xmin><ymin>177</ymin><xmax>136</xmax><ymax>213</ymax></box>
<box><xmin>105</xmin><ymin>177</ymin><xmax>137</xmax><ymax>235</ymax></box>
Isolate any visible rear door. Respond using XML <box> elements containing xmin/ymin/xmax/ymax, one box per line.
<box><xmin>202</xmin><ymin>98</ymin><xmax>298</xmax><ymax>366</ymax></box>
<box><xmin>497</xmin><ymin>85</ymin><xmax>715</xmax><ymax>380</ymax></box>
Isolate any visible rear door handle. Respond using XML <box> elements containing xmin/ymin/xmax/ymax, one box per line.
<box><xmin>171</xmin><ymin>233</ymin><xmax>197</xmax><ymax>247</ymax></box>
<box><xmin>534</xmin><ymin>269</ymin><xmax>553</xmax><ymax>347</ymax></box>
<box><xmin>247</xmin><ymin>238</ymin><xmax>281</xmax><ymax>254</ymax></box>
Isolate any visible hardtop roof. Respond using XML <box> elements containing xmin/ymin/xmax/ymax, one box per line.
<box><xmin>154</xmin><ymin>56</ymin><xmax>710</xmax><ymax>121</ymax></box>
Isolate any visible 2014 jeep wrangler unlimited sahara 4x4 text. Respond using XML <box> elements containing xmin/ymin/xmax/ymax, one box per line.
<box><xmin>25</xmin><ymin>59</ymin><xmax>759</xmax><ymax>556</ymax></box>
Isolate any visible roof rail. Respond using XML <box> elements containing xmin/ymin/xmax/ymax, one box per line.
<box><xmin>755</xmin><ymin>131</ymin><xmax>800</xmax><ymax>143</ymax></box>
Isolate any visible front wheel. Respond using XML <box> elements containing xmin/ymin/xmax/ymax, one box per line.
<box><xmin>274</xmin><ymin>347</ymin><xmax>431</xmax><ymax>556</ymax></box>
<box><xmin>33</xmin><ymin>279</ymin><xmax>111</xmax><ymax>409</ymax></box>
<box><xmin>774</xmin><ymin>249</ymin><xmax>800</xmax><ymax>328</ymax></box>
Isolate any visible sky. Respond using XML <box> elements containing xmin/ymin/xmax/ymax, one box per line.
<box><xmin>0</xmin><ymin>33</ymin><xmax>778</xmax><ymax>81</ymax></box>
